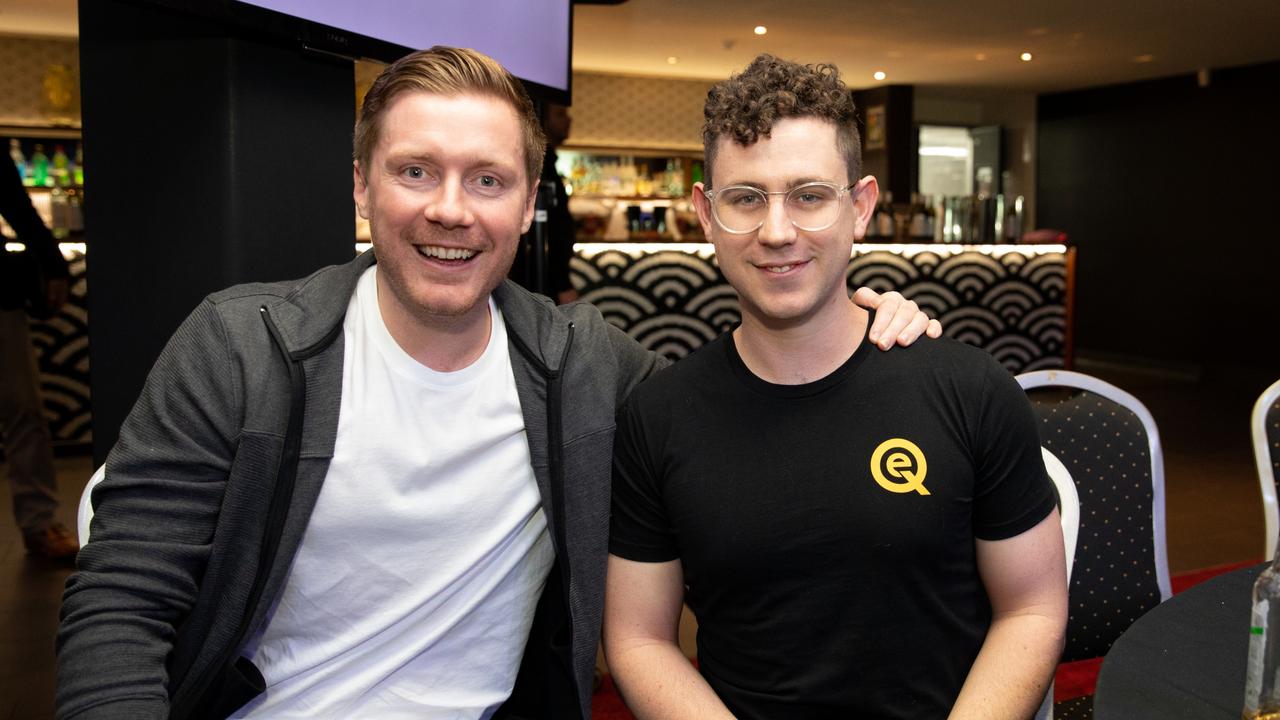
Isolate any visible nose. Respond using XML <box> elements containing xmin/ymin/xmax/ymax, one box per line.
<box><xmin>423</xmin><ymin>179</ymin><xmax>474</xmax><ymax>228</ymax></box>
<box><xmin>756</xmin><ymin>194</ymin><xmax>796</xmax><ymax>246</ymax></box>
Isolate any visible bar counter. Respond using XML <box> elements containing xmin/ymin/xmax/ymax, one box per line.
<box><xmin>22</xmin><ymin>241</ymin><xmax>1072</xmax><ymax>449</ymax></box>
<box><xmin>571</xmin><ymin>242</ymin><xmax>1074</xmax><ymax>371</ymax></box>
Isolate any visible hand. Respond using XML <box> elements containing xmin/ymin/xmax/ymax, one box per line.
<box><xmin>851</xmin><ymin>287</ymin><xmax>942</xmax><ymax>350</ymax></box>
<box><xmin>45</xmin><ymin>277</ymin><xmax>70</xmax><ymax>314</ymax></box>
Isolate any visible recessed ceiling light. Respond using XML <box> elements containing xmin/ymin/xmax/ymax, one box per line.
<box><xmin>873</xmin><ymin>71</ymin><xmax>886</xmax><ymax>81</ymax></box>
<box><xmin>754</xmin><ymin>25</ymin><xmax>767</xmax><ymax>35</ymax></box>
<box><xmin>975</xmin><ymin>52</ymin><xmax>987</xmax><ymax>61</ymax></box>
<box><xmin>1133</xmin><ymin>54</ymin><xmax>1155</xmax><ymax>63</ymax></box>
<box><xmin>667</xmin><ymin>56</ymin><xmax>679</xmax><ymax>64</ymax></box>
<box><xmin>1020</xmin><ymin>52</ymin><xmax>1034</xmax><ymax>62</ymax></box>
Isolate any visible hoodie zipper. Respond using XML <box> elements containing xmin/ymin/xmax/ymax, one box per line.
<box><xmin>171</xmin><ymin>306</ymin><xmax>307</xmax><ymax>718</ymax></box>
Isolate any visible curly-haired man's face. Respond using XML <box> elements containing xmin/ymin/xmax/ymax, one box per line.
<box><xmin>693</xmin><ymin>116</ymin><xmax>878</xmax><ymax>330</ymax></box>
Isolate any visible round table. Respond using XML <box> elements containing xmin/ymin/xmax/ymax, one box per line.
<box><xmin>1094</xmin><ymin>563</ymin><xmax>1265</xmax><ymax>719</ymax></box>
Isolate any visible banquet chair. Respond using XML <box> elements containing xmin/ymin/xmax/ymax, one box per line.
<box><xmin>77</xmin><ymin>464</ymin><xmax>106</xmax><ymax>547</ymax></box>
<box><xmin>1036</xmin><ymin>446</ymin><xmax>1081</xmax><ymax>720</ymax></box>
<box><xmin>1017</xmin><ymin>370</ymin><xmax>1172</xmax><ymax>720</ymax></box>
<box><xmin>1254</xmin><ymin>379</ymin><xmax>1280</xmax><ymax>559</ymax></box>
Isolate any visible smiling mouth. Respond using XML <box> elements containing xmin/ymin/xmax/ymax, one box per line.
<box><xmin>758</xmin><ymin>260</ymin><xmax>807</xmax><ymax>274</ymax></box>
<box><xmin>417</xmin><ymin>245</ymin><xmax>477</xmax><ymax>262</ymax></box>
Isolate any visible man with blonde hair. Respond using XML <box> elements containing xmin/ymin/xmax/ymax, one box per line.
<box><xmin>57</xmin><ymin>47</ymin><xmax>936</xmax><ymax>719</ymax></box>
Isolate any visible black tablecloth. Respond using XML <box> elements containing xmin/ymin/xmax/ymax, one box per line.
<box><xmin>1094</xmin><ymin>563</ymin><xmax>1266</xmax><ymax>719</ymax></box>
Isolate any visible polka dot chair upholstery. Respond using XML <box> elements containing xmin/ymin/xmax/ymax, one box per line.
<box><xmin>1254</xmin><ymin>379</ymin><xmax>1280</xmax><ymax>559</ymax></box>
<box><xmin>1017</xmin><ymin>370</ymin><xmax>1173</xmax><ymax>719</ymax></box>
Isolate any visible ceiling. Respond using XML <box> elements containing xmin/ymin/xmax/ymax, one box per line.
<box><xmin>6</xmin><ymin>0</ymin><xmax>1279</xmax><ymax>93</ymax></box>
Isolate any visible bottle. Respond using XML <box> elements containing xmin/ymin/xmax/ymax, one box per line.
<box><xmin>9</xmin><ymin>139</ymin><xmax>27</xmax><ymax>181</ymax></box>
<box><xmin>30</xmin><ymin>143</ymin><xmax>50</xmax><ymax>187</ymax></box>
<box><xmin>52</xmin><ymin>144</ymin><xmax>70</xmax><ymax>186</ymax></box>
<box><xmin>73</xmin><ymin>142</ymin><xmax>85</xmax><ymax>185</ymax></box>
<box><xmin>1245</xmin><ymin>552</ymin><xmax>1280</xmax><ymax>719</ymax></box>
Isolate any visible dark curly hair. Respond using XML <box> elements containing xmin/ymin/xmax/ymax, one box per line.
<box><xmin>702</xmin><ymin>54</ymin><xmax>861</xmax><ymax>188</ymax></box>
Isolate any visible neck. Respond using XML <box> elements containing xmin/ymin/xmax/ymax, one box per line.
<box><xmin>378</xmin><ymin>292</ymin><xmax>493</xmax><ymax>373</ymax></box>
<box><xmin>733</xmin><ymin>296</ymin><xmax>868</xmax><ymax>385</ymax></box>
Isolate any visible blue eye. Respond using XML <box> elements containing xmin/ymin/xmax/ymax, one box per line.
<box><xmin>404</xmin><ymin>166</ymin><xmax>425</xmax><ymax>179</ymax></box>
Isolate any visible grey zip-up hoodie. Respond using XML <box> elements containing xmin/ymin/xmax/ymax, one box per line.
<box><xmin>56</xmin><ymin>251</ymin><xmax>665</xmax><ymax>719</ymax></box>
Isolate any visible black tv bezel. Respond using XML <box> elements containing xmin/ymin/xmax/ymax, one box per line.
<box><xmin>137</xmin><ymin>0</ymin><xmax>573</xmax><ymax>105</ymax></box>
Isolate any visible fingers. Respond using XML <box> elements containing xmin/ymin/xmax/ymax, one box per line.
<box><xmin>853</xmin><ymin>288</ymin><xmax>939</xmax><ymax>349</ymax></box>
<box><xmin>850</xmin><ymin>286</ymin><xmax>882</xmax><ymax>310</ymax></box>
<box><xmin>46</xmin><ymin>278</ymin><xmax>70</xmax><ymax>313</ymax></box>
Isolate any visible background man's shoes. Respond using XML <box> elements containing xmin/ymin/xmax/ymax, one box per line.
<box><xmin>24</xmin><ymin>524</ymin><xmax>79</xmax><ymax>561</ymax></box>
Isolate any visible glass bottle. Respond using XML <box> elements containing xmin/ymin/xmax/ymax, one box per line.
<box><xmin>52</xmin><ymin>144</ymin><xmax>70</xmax><ymax>186</ymax></box>
<box><xmin>1245</xmin><ymin>550</ymin><xmax>1280</xmax><ymax>719</ymax></box>
<box><xmin>9</xmin><ymin>138</ymin><xmax>27</xmax><ymax>181</ymax></box>
<box><xmin>30</xmin><ymin>143</ymin><xmax>50</xmax><ymax>187</ymax></box>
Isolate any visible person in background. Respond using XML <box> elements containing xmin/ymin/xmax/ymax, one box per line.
<box><xmin>541</xmin><ymin>102</ymin><xmax>578</xmax><ymax>305</ymax></box>
<box><xmin>56</xmin><ymin>47</ymin><xmax>938</xmax><ymax>719</ymax></box>
<box><xmin>0</xmin><ymin>150</ymin><xmax>76</xmax><ymax>561</ymax></box>
<box><xmin>604</xmin><ymin>54</ymin><xmax>1067</xmax><ymax>720</ymax></box>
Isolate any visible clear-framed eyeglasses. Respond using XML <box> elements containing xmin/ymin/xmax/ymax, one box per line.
<box><xmin>702</xmin><ymin>181</ymin><xmax>858</xmax><ymax>234</ymax></box>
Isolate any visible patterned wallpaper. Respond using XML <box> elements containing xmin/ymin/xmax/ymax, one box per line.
<box><xmin>568</xmin><ymin>72</ymin><xmax>712</xmax><ymax>151</ymax></box>
<box><xmin>0</xmin><ymin>37</ymin><xmax>81</xmax><ymax>127</ymax></box>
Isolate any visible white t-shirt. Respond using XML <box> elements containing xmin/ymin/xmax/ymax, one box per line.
<box><xmin>233</xmin><ymin>267</ymin><xmax>554</xmax><ymax>719</ymax></box>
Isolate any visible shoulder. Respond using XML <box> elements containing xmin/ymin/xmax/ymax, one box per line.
<box><xmin>624</xmin><ymin>333</ymin><xmax>729</xmax><ymax>406</ymax></box>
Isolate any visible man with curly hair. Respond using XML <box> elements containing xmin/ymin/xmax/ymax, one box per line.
<box><xmin>603</xmin><ymin>54</ymin><xmax>1067</xmax><ymax>719</ymax></box>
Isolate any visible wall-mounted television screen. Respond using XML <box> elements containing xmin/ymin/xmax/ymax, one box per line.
<box><xmin>156</xmin><ymin>0</ymin><xmax>573</xmax><ymax>103</ymax></box>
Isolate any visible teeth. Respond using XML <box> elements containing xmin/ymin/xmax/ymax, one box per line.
<box><xmin>765</xmin><ymin>265</ymin><xmax>794</xmax><ymax>273</ymax></box>
<box><xmin>418</xmin><ymin>245</ymin><xmax>476</xmax><ymax>261</ymax></box>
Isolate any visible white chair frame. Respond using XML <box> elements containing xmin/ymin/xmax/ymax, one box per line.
<box><xmin>1035</xmin><ymin>446</ymin><xmax>1081</xmax><ymax>720</ymax></box>
<box><xmin>1016</xmin><ymin>369</ymin><xmax>1172</xmax><ymax>603</ymax></box>
<box><xmin>77</xmin><ymin>464</ymin><xmax>106</xmax><ymax>547</ymax></box>
<box><xmin>1255</xmin><ymin>379</ymin><xmax>1280</xmax><ymax>559</ymax></box>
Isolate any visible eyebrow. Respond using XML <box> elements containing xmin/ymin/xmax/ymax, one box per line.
<box><xmin>723</xmin><ymin>176</ymin><xmax>835</xmax><ymax>190</ymax></box>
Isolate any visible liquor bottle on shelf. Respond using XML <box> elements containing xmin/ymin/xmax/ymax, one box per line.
<box><xmin>52</xmin><ymin>144</ymin><xmax>71</xmax><ymax>186</ymax></box>
<box><xmin>74</xmin><ymin>142</ymin><xmax>85</xmax><ymax>185</ymax></box>
<box><xmin>30</xmin><ymin>144</ymin><xmax>50</xmax><ymax>187</ymax></box>
<box><xmin>9</xmin><ymin>139</ymin><xmax>27</xmax><ymax>182</ymax></box>
<box><xmin>1244</xmin><ymin>548</ymin><xmax>1280</xmax><ymax>719</ymax></box>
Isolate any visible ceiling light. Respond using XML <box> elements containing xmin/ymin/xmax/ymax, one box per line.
<box><xmin>975</xmin><ymin>53</ymin><xmax>987</xmax><ymax>61</ymax></box>
<box><xmin>1020</xmin><ymin>52</ymin><xmax>1033</xmax><ymax>62</ymax></box>
<box><xmin>666</xmin><ymin>56</ymin><xmax>678</xmax><ymax>64</ymax></box>
<box><xmin>873</xmin><ymin>71</ymin><xmax>886</xmax><ymax>81</ymax></box>
<box><xmin>754</xmin><ymin>25</ymin><xmax>767</xmax><ymax>35</ymax></box>
<box><xmin>1133</xmin><ymin>54</ymin><xmax>1155</xmax><ymax>63</ymax></box>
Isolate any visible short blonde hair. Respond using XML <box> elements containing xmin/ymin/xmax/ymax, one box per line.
<box><xmin>354</xmin><ymin>46</ymin><xmax>547</xmax><ymax>185</ymax></box>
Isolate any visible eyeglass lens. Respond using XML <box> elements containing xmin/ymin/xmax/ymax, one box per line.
<box><xmin>712</xmin><ymin>183</ymin><xmax>846</xmax><ymax>233</ymax></box>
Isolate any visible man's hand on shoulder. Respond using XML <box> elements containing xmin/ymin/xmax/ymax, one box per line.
<box><xmin>851</xmin><ymin>287</ymin><xmax>943</xmax><ymax>350</ymax></box>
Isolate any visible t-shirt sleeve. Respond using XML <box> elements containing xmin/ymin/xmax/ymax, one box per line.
<box><xmin>609</xmin><ymin>394</ymin><xmax>681</xmax><ymax>562</ymax></box>
<box><xmin>971</xmin><ymin>359</ymin><xmax>1056</xmax><ymax>540</ymax></box>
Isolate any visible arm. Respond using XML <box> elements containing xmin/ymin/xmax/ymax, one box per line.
<box><xmin>2</xmin><ymin>153</ymin><xmax>70</xmax><ymax>310</ymax></box>
<box><xmin>949</xmin><ymin>510</ymin><xmax>1068</xmax><ymax>720</ymax></box>
<box><xmin>56</xmin><ymin>300</ymin><xmax>241</xmax><ymax>718</ymax></box>
<box><xmin>851</xmin><ymin>287</ymin><xmax>942</xmax><ymax>350</ymax></box>
<box><xmin>603</xmin><ymin>555</ymin><xmax>735</xmax><ymax>720</ymax></box>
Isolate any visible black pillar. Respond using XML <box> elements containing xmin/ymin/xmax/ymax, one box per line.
<box><xmin>79</xmin><ymin>0</ymin><xmax>356</xmax><ymax>465</ymax></box>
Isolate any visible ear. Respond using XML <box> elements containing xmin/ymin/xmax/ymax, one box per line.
<box><xmin>851</xmin><ymin>175</ymin><xmax>879</xmax><ymax>240</ymax></box>
<box><xmin>521</xmin><ymin>178</ymin><xmax>539</xmax><ymax>234</ymax></box>
<box><xmin>353</xmin><ymin>161</ymin><xmax>370</xmax><ymax>219</ymax></box>
<box><xmin>691</xmin><ymin>182</ymin><xmax>716</xmax><ymax>239</ymax></box>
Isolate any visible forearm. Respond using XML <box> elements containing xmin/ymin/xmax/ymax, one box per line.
<box><xmin>949</xmin><ymin>612</ymin><xmax>1065</xmax><ymax>720</ymax></box>
<box><xmin>606</xmin><ymin>640</ymin><xmax>735</xmax><ymax>720</ymax></box>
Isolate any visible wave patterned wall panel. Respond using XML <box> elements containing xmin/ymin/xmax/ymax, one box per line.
<box><xmin>30</xmin><ymin>246</ymin><xmax>91</xmax><ymax>447</ymax></box>
<box><xmin>572</xmin><ymin>243</ymin><xmax>1070</xmax><ymax>373</ymax></box>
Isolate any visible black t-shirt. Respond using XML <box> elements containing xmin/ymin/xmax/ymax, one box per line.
<box><xmin>609</xmin><ymin>318</ymin><xmax>1055</xmax><ymax>719</ymax></box>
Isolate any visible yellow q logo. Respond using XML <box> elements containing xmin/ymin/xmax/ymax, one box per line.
<box><xmin>870</xmin><ymin>439</ymin><xmax>930</xmax><ymax>495</ymax></box>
